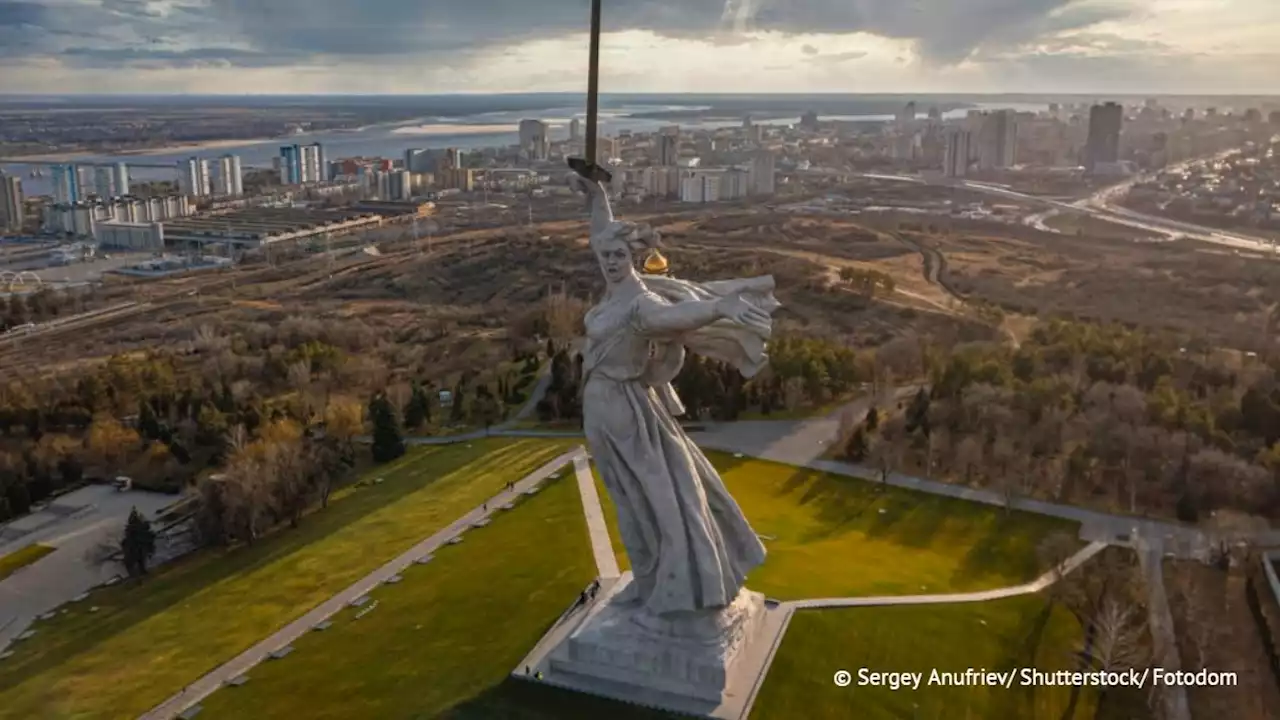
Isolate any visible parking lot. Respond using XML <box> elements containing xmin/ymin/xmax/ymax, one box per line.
<box><xmin>0</xmin><ymin>485</ymin><xmax>179</xmax><ymax>650</ymax></box>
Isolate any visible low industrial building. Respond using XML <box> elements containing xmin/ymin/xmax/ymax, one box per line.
<box><xmin>161</xmin><ymin>206</ymin><xmax>384</xmax><ymax>250</ymax></box>
<box><xmin>95</xmin><ymin>221</ymin><xmax>165</xmax><ymax>251</ymax></box>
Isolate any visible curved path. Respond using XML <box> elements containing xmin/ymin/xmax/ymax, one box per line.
<box><xmin>789</xmin><ymin>541</ymin><xmax>1106</xmax><ymax>610</ymax></box>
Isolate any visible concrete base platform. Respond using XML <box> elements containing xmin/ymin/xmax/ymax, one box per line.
<box><xmin>513</xmin><ymin>573</ymin><xmax>792</xmax><ymax>719</ymax></box>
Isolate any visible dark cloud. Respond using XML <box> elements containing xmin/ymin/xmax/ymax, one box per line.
<box><xmin>0</xmin><ymin>0</ymin><xmax>1137</xmax><ymax>71</ymax></box>
<box><xmin>60</xmin><ymin>46</ymin><xmax>285</xmax><ymax>69</ymax></box>
<box><xmin>801</xmin><ymin>44</ymin><xmax>820</xmax><ymax>55</ymax></box>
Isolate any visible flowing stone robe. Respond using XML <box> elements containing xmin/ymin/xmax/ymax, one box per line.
<box><xmin>581</xmin><ymin>273</ymin><xmax>777</xmax><ymax>616</ymax></box>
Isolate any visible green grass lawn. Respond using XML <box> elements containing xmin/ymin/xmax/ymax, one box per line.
<box><xmin>197</xmin><ymin>463</ymin><xmax>670</xmax><ymax>720</ymax></box>
<box><xmin>753</xmin><ymin>598</ymin><xmax>1097</xmax><ymax>720</ymax></box>
<box><xmin>0</xmin><ymin>543</ymin><xmax>55</xmax><ymax>581</ymax></box>
<box><xmin>708</xmin><ymin>452</ymin><xmax>1077</xmax><ymax>600</ymax></box>
<box><xmin>590</xmin><ymin>452</ymin><xmax>1074</xmax><ymax>600</ymax></box>
<box><xmin>0</xmin><ymin>438</ymin><xmax>578</xmax><ymax>720</ymax></box>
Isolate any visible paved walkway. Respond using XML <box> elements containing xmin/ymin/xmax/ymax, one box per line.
<box><xmin>140</xmin><ymin>448</ymin><xmax>583</xmax><ymax>720</ymax></box>
<box><xmin>572</xmin><ymin>451</ymin><xmax>620</xmax><ymax>579</ymax></box>
<box><xmin>789</xmin><ymin>541</ymin><xmax>1106</xmax><ymax>609</ymax></box>
<box><xmin>1138</xmin><ymin>539</ymin><xmax>1191</xmax><ymax>720</ymax></box>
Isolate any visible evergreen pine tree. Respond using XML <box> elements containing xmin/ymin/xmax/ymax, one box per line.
<box><xmin>138</xmin><ymin>399</ymin><xmax>161</xmax><ymax>440</ymax></box>
<box><xmin>865</xmin><ymin>406</ymin><xmax>880</xmax><ymax>431</ymax></box>
<box><xmin>905</xmin><ymin>388</ymin><xmax>931</xmax><ymax>435</ymax></box>
<box><xmin>450</xmin><ymin>382</ymin><xmax>468</xmax><ymax>424</ymax></box>
<box><xmin>844</xmin><ymin>426</ymin><xmax>869</xmax><ymax>462</ymax></box>
<box><xmin>404</xmin><ymin>382</ymin><xmax>429</xmax><ymax>430</ymax></box>
<box><xmin>121</xmin><ymin>507</ymin><xmax>157</xmax><ymax>578</ymax></box>
<box><xmin>369</xmin><ymin>393</ymin><xmax>406</xmax><ymax>463</ymax></box>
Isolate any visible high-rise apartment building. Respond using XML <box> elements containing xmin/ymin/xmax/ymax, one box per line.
<box><xmin>279</xmin><ymin>145</ymin><xmax>301</xmax><ymax>184</ymax></box>
<box><xmin>0</xmin><ymin>173</ymin><xmax>23</xmax><ymax>231</ymax></box>
<box><xmin>749</xmin><ymin>150</ymin><xmax>776</xmax><ymax>196</ymax></box>
<box><xmin>570</xmin><ymin>118</ymin><xmax>582</xmax><ymax>142</ymax></box>
<box><xmin>680</xmin><ymin>169</ymin><xmax>723</xmax><ymax>203</ymax></box>
<box><xmin>1085</xmin><ymin>102</ymin><xmax>1123</xmax><ymax>171</ymax></box>
<box><xmin>658</xmin><ymin>126</ymin><xmax>680</xmax><ymax>166</ymax></box>
<box><xmin>518</xmin><ymin>119</ymin><xmax>550</xmax><ymax>161</ymax></box>
<box><xmin>215</xmin><ymin>155</ymin><xmax>243</xmax><ymax>196</ymax></box>
<box><xmin>300</xmin><ymin>144</ymin><xmax>323</xmax><ymax>184</ymax></box>
<box><xmin>278</xmin><ymin>143</ymin><xmax>324</xmax><ymax>184</ymax></box>
<box><xmin>897</xmin><ymin>101</ymin><xmax>917</xmax><ymax>128</ymax></box>
<box><xmin>51</xmin><ymin>164</ymin><xmax>80</xmax><ymax>204</ymax></box>
<box><xmin>113</xmin><ymin>162</ymin><xmax>130</xmax><ymax>196</ymax></box>
<box><xmin>944</xmin><ymin>128</ymin><xmax>972</xmax><ymax>178</ymax></box>
<box><xmin>405</xmin><ymin>148</ymin><xmax>430</xmax><ymax>173</ymax></box>
<box><xmin>93</xmin><ymin>166</ymin><xmax>115</xmax><ymax>198</ymax></box>
<box><xmin>389</xmin><ymin>171</ymin><xmax>413</xmax><ymax>201</ymax></box>
<box><xmin>977</xmin><ymin>110</ymin><xmax>1018</xmax><ymax>169</ymax></box>
<box><xmin>178</xmin><ymin>157</ymin><xmax>210</xmax><ymax>197</ymax></box>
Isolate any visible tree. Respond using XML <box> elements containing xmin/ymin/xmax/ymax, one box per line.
<box><xmin>87</xmin><ymin>413</ymin><xmax>140</xmax><ymax>472</ymax></box>
<box><xmin>368</xmin><ymin>393</ymin><xmax>406</xmax><ymax>463</ymax></box>
<box><xmin>121</xmin><ymin>507</ymin><xmax>157</xmax><ymax>578</ymax></box>
<box><xmin>403</xmin><ymin>382</ymin><xmax>431</xmax><ymax>431</ymax></box>
<box><xmin>905</xmin><ymin>387</ymin><xmax>931</xmax><ymax>435</ymax></box>
<box><xmin>844</xmin><ymin>426</ymin><xmax>869</xmax><ymax>462</ymax></box>
<box><xmin>473</xmin><ymin>386</ymin><xmax>503</xmax><ymax>431</ymax></box>
<box><xmin>138</xmin><ymin>399</ymin><xmax>162</xmax><ymax>440</ymax></box>
<box><xmin>258</xmin><ymin>419</ymin><xmax>311</xmax><ymax>528</ymax></box>
<box><xmin>1077</xmin><ymin>599</ymin><xmax>1150</xmax><ymax>713</ymax></box>
<box><xmin>322</xmin><ymin>396</ymin><xmax>364</xmax><ymax>501</ymax></box>
<box><xmin>864</xmin><ymin>406</ymin><xmax>880</xmax><ymax>431</ymax></box>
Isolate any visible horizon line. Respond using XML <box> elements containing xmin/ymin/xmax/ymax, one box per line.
<box><xmin>1</xmin><ymin>91</ymin><xmax>1280</xmax><ymax>99</ymax></box>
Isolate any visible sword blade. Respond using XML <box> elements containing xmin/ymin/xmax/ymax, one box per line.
<box><xmin>585</xmin><ymin>0</ymin><xmax>602</xmax><ymax>167</ymax></box>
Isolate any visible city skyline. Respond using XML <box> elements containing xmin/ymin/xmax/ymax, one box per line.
<box><xmin>0</xmin><ymin>0</ymin><xmax>1277</xmax><ymax>95</ymax></box>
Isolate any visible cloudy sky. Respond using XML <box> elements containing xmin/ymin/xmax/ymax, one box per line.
<box><xmin>0</xmin><ymin>0</ymin><xmax>1276</xmax><ymax>94</ymax></box>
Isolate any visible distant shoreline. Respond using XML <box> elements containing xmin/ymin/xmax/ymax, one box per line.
<box><xmin>5</xmin><ymin>137</ymin><xmax>279</xmax><ymax>163</ymax></box>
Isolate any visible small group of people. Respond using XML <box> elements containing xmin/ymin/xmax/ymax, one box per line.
<box><xmin>576</xmin><ymin>579</ymin><xmax>601</xmax><ymax>609</ymax></box>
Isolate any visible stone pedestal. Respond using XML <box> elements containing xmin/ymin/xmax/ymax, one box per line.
<box><xmin>515</xmin><ymin>573</ymin><xmax>791</xmax><ymax>719</ymax></box>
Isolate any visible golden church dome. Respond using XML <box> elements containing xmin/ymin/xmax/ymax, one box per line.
<box><xmin>642</xmin><ymin>248</ymin><xmax>669</xmax><ymax>274</ymax></box>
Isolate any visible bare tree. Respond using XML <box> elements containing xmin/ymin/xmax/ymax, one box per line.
<box><xmin>542</xmin><ymin>286</ymin><xmax>588</xmax><ymax>345</ymax></box>
<box><xmin>1080</xmin><ymin>597</ymin><xmax>1152</xmax><ymax>717</ymax></box>
<box><xmin>84</xmin><ymin>532</ymin><xmax>123</xmax><ymax>574</ymax></box>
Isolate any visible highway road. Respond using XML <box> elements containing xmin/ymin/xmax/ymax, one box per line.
<box><xmin>824</xmin><ymin>154</ymin><xmax>1277</xmax><ymax>252</ymax></box>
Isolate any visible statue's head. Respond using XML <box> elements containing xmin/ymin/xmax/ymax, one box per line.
<box><xmin>571</xmin><ymin>172</ymin><xmax>663</xmax><ymax>285</ymax></box>
<box><xmin>592</xmin><ymin>220</ymin><xmax>660</xmax><ymax>285</ymax></box>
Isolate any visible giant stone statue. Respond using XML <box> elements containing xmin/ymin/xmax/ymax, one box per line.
<box><xmin>541</xmin><ymin>175</ymin><xmax>781</xmax><ymax>710</ymax></box>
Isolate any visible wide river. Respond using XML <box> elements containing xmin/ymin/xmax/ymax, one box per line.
<box><xmin>3</xmin><ymin>102</ymin><xmax>1047</xmax><ymax>196</ymax></box>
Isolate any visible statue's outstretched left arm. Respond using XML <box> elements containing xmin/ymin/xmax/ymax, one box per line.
<box><xmin>635</xmin><ymin>295</ymin><xmax>768</xmax><ymax>335</ymax></box>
